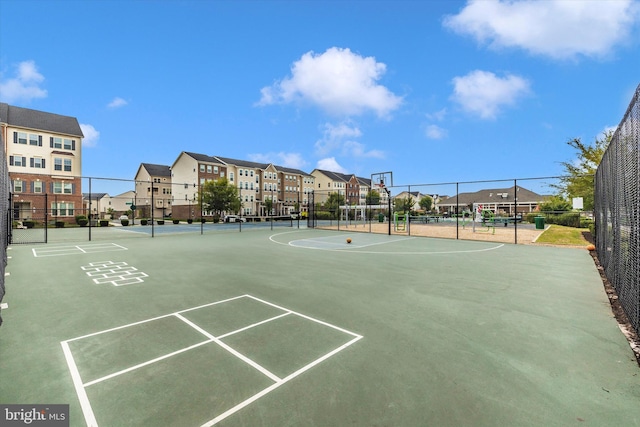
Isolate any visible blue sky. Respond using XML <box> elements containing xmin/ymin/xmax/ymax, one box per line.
<box><xmin>1</xmin><ymin>0</ymin><xmax>639</xmax><ymax>196</ymax></box>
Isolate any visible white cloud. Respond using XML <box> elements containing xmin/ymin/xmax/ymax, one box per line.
<box><xmin>316</xmin><ymin>157</ymin><xmax>347</xmax><ymax>173</ymax></box>
<box><xmin>426</xmin><ymin>108</ymin><xmax>447</xmax><ymax>122</ymax></box>
<box><xmin>342</xmin><ymin>140</ymin><xmax>385</xmax><ymax>159</ymax></box>
<box><xmin>451</xmin><ymin>70</ymin><xmax>531</xmax><ymax>119</ymax></box>
<box><xmin>107</xmin><ymin>97</ymin><xmax>128</xmax><ymax>109</ymax></box>
<box><xmin>315</xmin><ymin>121</ymin><xmax>362</xmax><ymax>155</ymax></box>
<box><xmin>248</xmin><ymin>152</ymin><xmax>307</xmax><ymax>169</ymax></box>
<box><xmin>257</xmin><ymin>47</ymin><xmax>403</xmax><ymax>118</ymax></box>
<box><xmin>425</xmin><ymin>124</ymin><xmax>447</xmax><ymax>140</ymax></box>
<box><xmin>314</xmin><ymin>121</ymin><xmax>384</xmax><ymax>159</ymax></box>
<box><xmin>80</xmin><ymin>124</ymin><xmax>100</xmax><ymax>147</ymax></box>
<box><xmin>443</xmin><ymin>0</ymin><xmax>640</xmax><ymax>60</ymax></box>
<box><xmin>0</xmin><ymin>60</ymin><xmax>47</xmax><ymax>103</ymax></box>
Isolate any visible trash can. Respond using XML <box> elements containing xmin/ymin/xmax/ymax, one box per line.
<box><xmin>378</xmin><ymin>213</ymin><xmax>385</xmax><ymax>223</ymax></box>
<box><xmin>535</xmin><ymin>216</ymin><xmax>545</xmax><ymax>230</ymax></box>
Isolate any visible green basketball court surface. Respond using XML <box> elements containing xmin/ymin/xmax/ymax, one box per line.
<box><xmin>1</xmin><ymin>227</ymin><xmax>638</xmax><ymax>426</ymax></box>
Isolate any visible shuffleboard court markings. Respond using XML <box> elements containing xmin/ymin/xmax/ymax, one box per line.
<box><xmin>32</xmin><ymin>243</ymin><xmax>128</xmax><ymax>258</ymax></box>
<box><xmin>61</xmin><ymin>294</ymin><xmax>362</xmax><ymax>427</ymax></box>
<box><xmin>81</xmin><ymin>261</ymin><xmax>148</xmax><ymax>286</ymax></box>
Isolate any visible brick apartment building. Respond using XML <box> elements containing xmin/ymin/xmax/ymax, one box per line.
<box><xmin>1</xmin><ymin>103</ymin><xmax>84</xmax><ymax>223</ymax></box>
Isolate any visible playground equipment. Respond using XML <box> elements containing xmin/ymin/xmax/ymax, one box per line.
<box><xmin>394</xmin><ymin>212</ymin><xmax>408</xmax><ymax>232</ymax></box>
<box><xmin>472</xmin><ymin>203</ymin><xmax>496</xmax><ymax>234</ymax></box>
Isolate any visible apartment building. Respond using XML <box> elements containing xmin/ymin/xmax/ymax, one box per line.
<box><xmin>170</xmin><ymin>151</ymin><xmax>314</xmax><ymax>219</ymax></box>
<box><xmin>310</xmin><ymin>169</ymin><xmax>382</xmax><ymax>206</ymax></box>
<box><xmin>134</xmin><ymin>163</ymin><xmax>172</xmax><ymax>218</ymax></box>
<box><xmin>1</xmin><ymin>103</ymin><xmax>83</xmax><ymax>223</ymax></box>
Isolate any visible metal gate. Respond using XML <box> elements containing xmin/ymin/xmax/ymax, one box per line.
<box><xmin>9</xmin><ymin>193</ymin><xmax>47</xmax><ymax>244</ymax></box>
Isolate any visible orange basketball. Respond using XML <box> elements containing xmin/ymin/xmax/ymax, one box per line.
<box><xmin>587</xmin><ymin>244</ymin><xmax>595</xmax><ymax>251</ymax></box>
<box><xmin>346</xmin><ymin>238</ymin><xmax>352</xmax><ymax>244</ymax></box>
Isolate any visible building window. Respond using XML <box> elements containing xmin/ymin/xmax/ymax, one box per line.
<box><xmin>64</xmin><ymin>139</ymin><xmax>73</xmax><ymax>150</ymax></box>
<box><xmin>54</xmin><ymin>158</ymin><xmax>62</xmax><ymax>171</ymax></box>
<box><xmin>13</xmin><ymin>180</ymin><xmax>24</xmax><ymax>192</ymax></box>
<box><xmin>64</xmin><ymin>159</ymin><xmax>72</xmax><ymax>172</ymax></box>
<box><xmin>239</xmin><ymin>169</ymin><xmax>243</xmax><ymax>176</ymax></box>
<box><xmin>221</xmin><ymin>171</ymin><xmax>225</xmax><ymax>178</ymax></box>
<box><xmin>214</xmin><ymin>166</ymin><xmax>219</xmax><ymax>174</ymax></box>
<box><xmin>11</xmin><ymin>156</ymin><xmax>26</xmax><ymax>167</ymax></box>
<box><xmin>250</xmin><ymin>170</ymin><xmax>254</xmax><ymax>177</ymax></box>
<box><xmin>33</xmin><ymin>181</ymin><xmax>43</xmax><ymax>193</ymax></box>
<box><xmin>52</xmin><ymin>137</ymin><xmax>63</xmax><ymax>149</ymax></box>
<box><xmin>207</xmin><ymin>165</ymin><xmax>212</xmax><ymax>173</ymax></box>
<box><xmin>229</xmin><ymin>172</ymin><xmax>234</xmax><ymax>182</ymax></box>
<box><xmin>52</xmin><ymin>202</ymin><xmax>74</xmax><ymax>217</ymax></box>
<box><xmin>29</xmin><ymin>134</ymin><xmax>39</xmax><ymax>146</ymax></box>
<box><xmin>31</xmin><ymin>157</ymin><xmax>45</xmax><ymax>168</ymax></box>
<box><xmin>17</xmin><ymin>132</ymin><xmax>27</xmax><ymax>144</ymax></box>
<box><xmin>200</xmin><ymin>164</ymin><xmax>205</xmax><ymax>172</ymax></box>
<box><xmin>53</xmin><ymin>182</ymin><xmax>74</xmax><ymax>194</ymax></box>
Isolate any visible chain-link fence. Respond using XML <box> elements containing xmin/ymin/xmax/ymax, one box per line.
<box><xmin>7</xmin><ymin>176</ymin><xmax>299</xmax><ymax>244</ymax></box>
<box><xmin>595</xmin><ymin>83</ymin><xmax>640</xmax><ymax>338</ymax></box>
<box><xmin>307</xmin><ymin>176</ymin><xmax>591</xmax><ymax>245</ymax></box>
<box><xmin>1</xmin><ymin>131</ymin><xmax>9</xmax><ymax>327</ymax></box>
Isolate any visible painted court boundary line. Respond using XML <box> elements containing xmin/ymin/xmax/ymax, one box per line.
<box><xmin>61</xmin><ymin>294</ymin><xmax>362</xmax><ymax>427</ymax></box>
<box><xmin>32</xmin><ymin>243</ymin><xmax>128</xmax><ymax>258</ymax></box>
<box><xmin>270</xmin><ymin>230</ymin><xmax>505</xmax><ymax>255</ymax></box>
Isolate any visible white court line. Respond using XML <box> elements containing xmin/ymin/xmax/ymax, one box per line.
<box><xmin>64</xmin><ymin>295</ymin><xmax>246</xmax><ymax>343</ymax></box>
<box><xmin>201</xmin><ymin>335</ymin><xmax>362</xmax><ymax>427</ymax></box>
<box><xmin>82</xmin><ymin>311</ymin><xmax>294</xmax><ymax>388</ymax></box>
<box><xmin>216</xmin><ymin>311</ymin><xmax>291</xmax><ymax>340</ymax></box>
<box><xmin>175</xmin><ymin>313</ymin><xmax>282</xmax><ymax>383</ymax></box>
<box><xmin>83</xmin><ymin>340</ymin><xmax>212</xmax><ymax>387</ymax></box>
<box><xmin>290</xmin><ymin>236</ymin><xmax>415</xmax><ymax>250</ymax></box>
<box><xmin>60</xmin><ymin>341</ymin><xmax>98</xmax><ymax>427</ymax></box>
<box><xmin>33</xmin><ymin>243</ymin><xmax>128</xmax><ymax>258</ymax></box>
<box><xmin>269</xmin><ymin>230</ymin><xmax>505</xmax><ymax>255</ymax></box>
<box><xmin>245</xmin><ymin>295</ymin><xmax>362</xmax><ymax>338</ymax></box>
<box><xmin>63</xmin><ymin>294</ymin><xmax>362</xmax><ymax>427</ymax></box>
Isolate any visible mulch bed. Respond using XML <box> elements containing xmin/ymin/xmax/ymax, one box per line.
<box><xmin>583</xmin><ymin>231</ymin><xmax>640</xmax><ymax>366</ymax></box>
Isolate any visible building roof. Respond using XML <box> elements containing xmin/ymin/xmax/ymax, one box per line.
<box><xmin>180</xmin><ymin>152</ymin><xmax>313</xmax><ymax>177</ymax></box>
<box><xmin>82</xmin><ymin>193</ymin><xmax>109</xmax><ymax>200</ymax></box>
<box><xmin>438</xmin><ymin>186</ymin><xmax>544</xmax><ymax>206</ymax></box>
<box><xmin>141</xmin><ymin>163</ymin><xmax>171</xmax><ymax>177</ymax></box>
<box><xmin>313</xmin><ymin>169</ymin><xmax>370</xmax><ymax>185</ymax></box>
<box><xmin>0</xmin><ymin>103</ymin><xmax>83</xmax><ymax>137</ymax></box>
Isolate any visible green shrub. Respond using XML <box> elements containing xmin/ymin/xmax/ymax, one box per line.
<box><xmin>55</xmin><ymin>221</ymin><xmax>65</xmax><ymax>228</ymax></box>
<box><xmin>99</xmin><ymin>220</ymin><xmax>109</xmax><ymax>227</ymax></box>
<box><xmin>141</xmin><ymin>219</ymin><xmax>148</xmax><ymax>225</ymax></box>
<box><xmin>173</xmin><ymin>219</ymin><xmax>180</xmax><ymax>224</ymax></box>
<box><xmin>75</xmin><ymin>215</ymin><xmax>88</xmax><ymax>225</ymax></box>
<box><xmin>314</xmin><ymin>211</ymin><xmax>334</xmax><ymax>220</ymax></box>
<box><xmin>187</xmin><ymin>218</ymin><xmax>193</xmax><ymax>224</ymax></box>
<box><xmin>157</xmin><ymin>220</ymin><xmax>165</xmax><ymax>225</ymax></box>
<box><xmin>23</xmin><ymin>220</ymin><xmax>36</xmax><ymax>229</ymax></box>
<box><xmin>121</xmin><ymin>219</ymin><xmax>129</xmax><ymax>226</ymax></box>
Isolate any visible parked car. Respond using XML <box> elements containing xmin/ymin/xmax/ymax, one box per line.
<box><xmin>224</xmin><ymin>215</ymin><xmax>246</xmax><ymax>223</ymax></box>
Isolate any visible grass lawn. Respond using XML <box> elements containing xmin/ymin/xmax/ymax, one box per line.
<box><xmin>536</xmin><ymin>224</ymin><xmax>591</xmax><ymax>246</ymax></box>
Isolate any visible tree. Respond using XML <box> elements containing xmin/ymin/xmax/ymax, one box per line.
<box><xmin>538</xmin><ymin>195</ymin><xmax>571</xmax><ymax>212</ymax></box>
<box><xmin>554</xmin><ymin>130</ymin><xmax>611</xmax><ymax>211</ymax></box>
<box><xmin>394</xmin><ymin>196</ymin><xmax>414</xmax><ymax>213</ymax></box>
<box><xmin>199</xmin><ymin>178</ymin><xmax>240</xmax><ymax>219</ymax></box>
<box><xmin>264</xmin><ymin>197</ymin><xmax>274</xmax><ymax>216</ymax></box>
<box><xmin>419</xmin><ymin>195</ymin><xmax>433</xmax><ymax>212</ymax></box>
<box><xmin>324</xmin><ymin>192</ymin><xmax>345</xmax><ymax>218</ymax></box>
<box><xmin>366</xmin><ymin>189</ymin><xmax>381</xmax><ymax>205</ymax></box>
